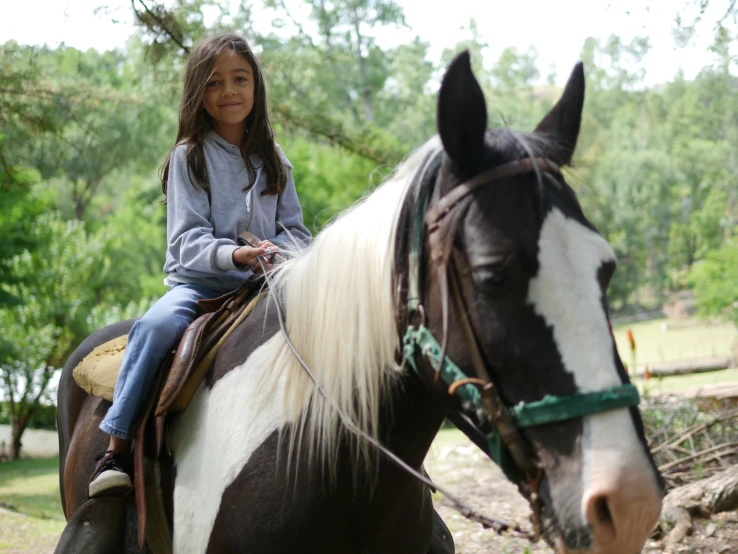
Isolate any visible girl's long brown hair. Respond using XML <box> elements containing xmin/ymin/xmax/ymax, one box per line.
<box><xmin>160</xmin><ymin>33</ymin><xmax>287</xmax><ymax>200</ymax></box>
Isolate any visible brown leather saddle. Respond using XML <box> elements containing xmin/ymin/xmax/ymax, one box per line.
<box><xmin>155</xmin><ymin>280</ymin><xmax>262</xmax><ymax>417</ymax></box>
<box><xmin>156</xmin><ymin>230</ymin><xmax>274</xmax><ymax>417</ymax></box>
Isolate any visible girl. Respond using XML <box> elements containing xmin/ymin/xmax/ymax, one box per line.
<box><xmin>88</xmin><ymin>33</ymin><xmax>311</xmax><ymax>498</ymax></box>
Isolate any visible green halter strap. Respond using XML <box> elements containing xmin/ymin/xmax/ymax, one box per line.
<box><xmin>402</xmin><ymin>324</ymin><xmax>640</xmax><ymax>480</ymax></box>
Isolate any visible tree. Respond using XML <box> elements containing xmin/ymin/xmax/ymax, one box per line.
<box><xmin>11</xmin><ymin>43</ymin><xmax>175</xmax><ymax>220</ymax></box>
<box><xmin>689</xmin><ymin>240</ymin><xmax>738</xmax><ymax>326</ymax></box>
<box><xmin>273</xmin><ymin>0</ymin><xmax>406</xmax><ymax>124</ymax></box>
<box><xmin>0</xmin><ymin>41</ymin><xmax>67</xmax><ymax>185</ymax></box>
<box><xmin>0</xmin><ymin>211</ymin><xmax>113</xmax><ymax>458</ymax></box>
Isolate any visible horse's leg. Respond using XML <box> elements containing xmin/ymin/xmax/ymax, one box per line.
<box><xmin>427</xmin><ymin>508</ymin><xmax>455</xmax><ymax>554</ymax></box>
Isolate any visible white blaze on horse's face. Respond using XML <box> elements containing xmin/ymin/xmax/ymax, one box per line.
<box><xmin>527</xmin><ymin>207</ymin><xmax>661</xmax><ymax>552</ymax></box>
<box><xmin>527</xmin><ymin>207</ymin><xmax>617</xmax><ymax>392</ymax></box>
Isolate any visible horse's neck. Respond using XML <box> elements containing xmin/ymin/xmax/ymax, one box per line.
<box><xmin>383</xmin><ymin>372</ymin><xmax>447</xmax><ymax>470</ymax></box>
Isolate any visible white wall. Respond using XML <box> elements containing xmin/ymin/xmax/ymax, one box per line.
<box><xmin>0</xmin><ymin>424</ymin><xmax>58</xmax><ymax>458</ymax></box>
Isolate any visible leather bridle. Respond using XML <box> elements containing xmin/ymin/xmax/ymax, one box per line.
<box><xmin>402</xmin><ymin>156</ymin><xmax>640</xmax><ymax>537</ymax></box>
<box><xmin>260</xmin><ymin>155</ymin><xmax>640</xmax><ymax>541</ymax></box>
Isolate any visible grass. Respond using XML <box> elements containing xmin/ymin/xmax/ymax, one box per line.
<box><xmin>612</xmin><ymin>317</ymin><xmax>736</xmax><ymax>367</ymax></box>
<box><xmin>0</xmin><ymin>457</ymin><xmax>64</xmax><ymax>553</ymax></box>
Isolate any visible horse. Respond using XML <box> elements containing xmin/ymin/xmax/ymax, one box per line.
<box><xmin>55</xmin><ymin>51</ymin><xmax>664</xmax><ymax>554</ymax></box>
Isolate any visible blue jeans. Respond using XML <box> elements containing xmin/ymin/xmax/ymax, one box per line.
<box><xmin>99</xmin><ymin>283</ymin><xmax>221</xmax><ymax>439</ymax></box>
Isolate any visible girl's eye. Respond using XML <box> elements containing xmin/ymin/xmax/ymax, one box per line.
<box><xmin>206</xmin><ymin>80</ymin><xmax>219</xmax><ymax>87</ymax></box>
<box><xmin>236</xmin><ymin>77</ymin><xmax>247</xmax><ymax>83</ymax></box>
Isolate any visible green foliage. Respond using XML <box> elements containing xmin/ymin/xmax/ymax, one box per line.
<box><xmin>0</xmin><ymin>175</ymin><xmax>48</xmax><ymax>309</ymax></box>
<box><xmin>283</xmin><ymin>136</ymin><xmax>389</xmax><ymax>233</ymax></box>
<box><xmin>690</xmin><ymin>241</ymin><xmax>738</xmax><ymax>325</ymax></box>
<box><xmin>10</xmin><ymin>43</ymin><xmax>175</xmax><ymax>219</ymax></box>
<box><xmin>0</xmin><ymin>210</ymin><xmax>112</xmax><ymax>438</ymax></box>
<box><xmin>0</xmin><ymin>402</ymin><xmax>56</xmax><ymax>430</ymax></box>
<box><xmin>0</xmin><ymin>202</ymin><xmax>153</xmax><ymax>451</ymax></box>
<box><xmin>89</xmin><ymin>174</ymin><xmax>168</xmax><ymax>303</ymax></box>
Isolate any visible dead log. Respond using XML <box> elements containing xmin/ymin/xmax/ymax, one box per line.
<box><xmin>659</xmin><ymin>465</ymin><xmax>738</xmax><ymax>545</ymax></box>
<box><xmin>637</xmin><ymin>357</ymin><xmax>733</xmax><ymax>377</ymax></box>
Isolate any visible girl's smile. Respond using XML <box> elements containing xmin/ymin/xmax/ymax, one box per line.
<box><xmin>203</xmin><ymin>48</ymin><xmax>255</xmax><ymax>144</ymax></box>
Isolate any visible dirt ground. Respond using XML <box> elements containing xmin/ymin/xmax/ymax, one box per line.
<box><xmin>427</xmin><ymin>432</ymin><xmax>738</xmax><ymax>554</ymax></box>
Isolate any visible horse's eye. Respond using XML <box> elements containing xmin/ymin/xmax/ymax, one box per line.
<box><xmin>473</xmin><ymin>267</ymin><xmax>509</xmax><ymax>289</ymax></box>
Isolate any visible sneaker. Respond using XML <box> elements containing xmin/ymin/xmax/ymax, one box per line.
<box><xmin>88</xmin><ymin>450</ymin><xmax>133</xmax><ymax>498</ymax></box>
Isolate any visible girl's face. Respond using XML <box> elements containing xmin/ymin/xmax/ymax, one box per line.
<box><xmin>203</xmin><ymin>48</ymin><xmax>255</xmax><ymax>142</ymax></box>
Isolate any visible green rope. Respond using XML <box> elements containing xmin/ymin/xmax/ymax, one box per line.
<box><xmin>403</xmin><ymin>325</ymin><xmax>517</xmax><ymax>479</ymax></box>
<box><xmin>511</xmin><ymin>384</ymin><xmax>640</xmax><ymax>428</ymax></box>
<box><xmin>403</xmin><ymin>325</ymin><xmax>481</xmax><ymax>405</ymax></box>
<box><xmin>403</xmin><ymin>324</ymin><xmax>641</xmax><ymax>479</ymax></box>
<box><xmin>406</xmin><ymin>156</ymin><xmax>440</xmax><ymax>314</ymax></box>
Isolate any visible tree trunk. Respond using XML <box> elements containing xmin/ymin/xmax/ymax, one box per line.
<box><xmin>659</xmin><ymin>465</ymin><xmax>738</xmax><ymax>545</ymax></box>
<box><xmin>11</xmin><ymin>414</ymin><xmax>29</xmax><ymax>460</ymax></box>
<box><xmin>351</xmin><ymin>7</ymin><xmax>374</xmax><ymax>122</ymax></box>
<box><xmin>638</xmin><ymin>357</ymin><xmax>734</xmax><ymax>377</ymax></box>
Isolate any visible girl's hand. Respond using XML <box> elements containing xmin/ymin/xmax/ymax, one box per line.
<box><xmin>233</xmin><ymin>245</ymin><xmax>270</xmax><ymax>273</ymax></box>
<box><xmin>258</xmin><ymin>240</ymin><xmax>278</xmax><ymax>253</ymax></box>
<box><xmin>259</xmin><ymin>240</ymin><xmax>287</xmax><ymax>267</ymax></box>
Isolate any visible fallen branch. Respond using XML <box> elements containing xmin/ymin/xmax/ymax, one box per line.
<box><xmin>659</xmin><ymin>442</ymin><xmax>738</xmax><ymax>472</ymax></box>
<box><xmin>651</xmin><ymin>408</ymin><xmax>738</xmax><ymax>454</ymax></box>
<box><xmin>659</xmin><ymin>465</ymin><xmax>738</xmax><ymax>546</ymax></box>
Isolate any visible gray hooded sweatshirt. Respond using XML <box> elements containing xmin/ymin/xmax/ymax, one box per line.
<box><xmin>163</xmin><ymin>131</ymin><xmax>311</xmax><ymax>294</ymax></box>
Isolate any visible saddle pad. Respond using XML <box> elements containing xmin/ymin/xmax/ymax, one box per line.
<box><xmin>72</xmin><ymin>292</ymin><xmax>266</xmax><ymax>410</ymax></box>
<box><xmin>72</xmin><ymin>335</ymin><xmax>128</xmax><ymax>402</ymax></box>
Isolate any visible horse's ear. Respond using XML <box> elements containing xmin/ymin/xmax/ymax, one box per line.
<box><xmin>534</xmin><ymin>62</ymin><xmax>585</xmax><ymax>165</ymax></box>
<box><xmin>437</xmin><ymin>50</ymin><xmax>487</xmax><ymax>177</ymax></box>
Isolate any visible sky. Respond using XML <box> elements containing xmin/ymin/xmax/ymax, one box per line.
<box><xmin>0</xmin><ymin>0</ymin><xmax>731</xmax><ymax>85</ymax></box>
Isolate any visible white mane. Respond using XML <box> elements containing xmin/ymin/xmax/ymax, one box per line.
<box><xmin>258</xmin><ymin>138</ymin><xmax>443</xmax><ymax>474</ymax></box>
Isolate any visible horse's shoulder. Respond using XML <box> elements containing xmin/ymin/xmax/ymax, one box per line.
<box><xmin>208</xmin><ymin>296</ymin><xmax>280</xmax><ymax>387</ymax></box>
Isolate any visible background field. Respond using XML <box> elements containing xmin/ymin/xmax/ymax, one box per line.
<box><xmin>612</xmin><ymin>317</ymin><xmax>736</xmax><ymax>367</ymax></box>
<box><xmin>0</xmin><ymin>458</ymin><xmax>64</xmax><ymax>554</ymax></box>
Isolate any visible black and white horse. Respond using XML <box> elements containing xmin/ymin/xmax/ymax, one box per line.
<box><xmin>57</xmin><ymin>52</ymin><xmax>663</xmax><ymax>554</ymax></box>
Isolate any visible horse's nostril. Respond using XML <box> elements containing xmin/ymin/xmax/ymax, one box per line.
<box><xmin>595</xmin><ymin>496</ymin><xmax>612</xmax><ymax>524</ymax></box>
<box><xmin>585</xmin><ymin>493</ymin><xmax>617</xmax><ymax>545</ymax></box>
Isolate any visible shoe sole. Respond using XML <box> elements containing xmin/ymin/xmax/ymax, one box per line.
<box><xmin>88</xmin><ymin>470</ymin><xmax>133</xmax><ymax>498</ymax></box>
